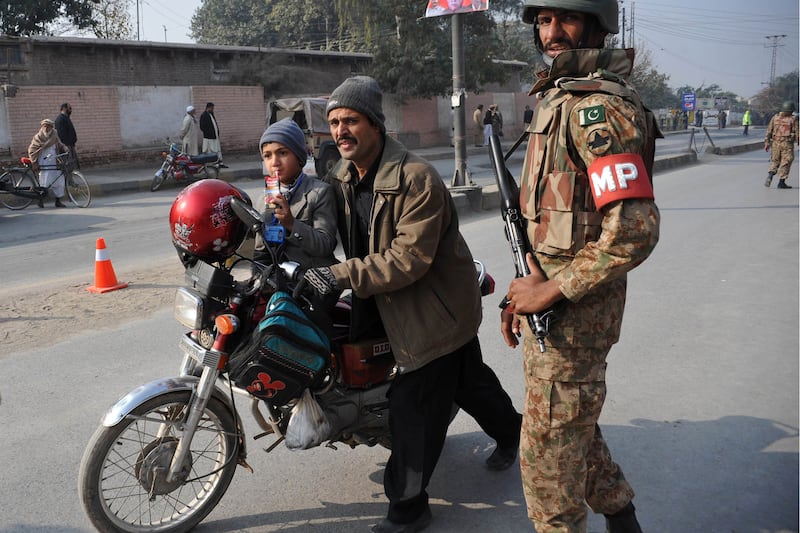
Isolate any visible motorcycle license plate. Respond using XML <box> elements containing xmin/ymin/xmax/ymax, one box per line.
<box><xmin>179</xmin><ymin>334</ymin><xmax>208</xmax><ymax>363</ymax></box>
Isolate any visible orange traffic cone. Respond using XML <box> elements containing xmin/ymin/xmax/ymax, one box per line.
<box><xmin>87</xmin><ymin>237</ymin><xmax>128</xmax><ymax>294</ymax></box>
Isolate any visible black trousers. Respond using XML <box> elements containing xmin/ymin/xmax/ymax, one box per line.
<box><xmin>384</xmin><ymin>336</ymin><xmax>521</xmax><ymax>523</ymax></box>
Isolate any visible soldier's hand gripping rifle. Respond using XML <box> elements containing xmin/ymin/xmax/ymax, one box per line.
<box><xmin>489</xmin><ymin>133</ymin><xmax>551</xmax><ymax>353</ymax></box>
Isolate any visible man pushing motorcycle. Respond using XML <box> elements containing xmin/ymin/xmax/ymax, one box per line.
<box><xmin>301</xmin><ymin>76</ymin><xmax>522</xmax><ymax>533</ymax></box>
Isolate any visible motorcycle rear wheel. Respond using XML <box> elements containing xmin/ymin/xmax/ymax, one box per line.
<box><xmin>78</xmin><ymin>391</ymin><xmax>239</xmax><ymax>533</ymax></box>
<box><xmin>203</xmin><ymin>165</ymin><xmax>219</xmax><ymax>180</ymax></box>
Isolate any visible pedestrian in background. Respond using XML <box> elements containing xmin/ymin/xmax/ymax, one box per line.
<box><xmin>473</xmin><ymin>104</ymin><xmax>484</xmax><ymax>146</ymax></box>
<box><xmin>28</xmin><ymin>119</ymin><xmax>67</xmax><ymax>208</ymax></box>
<box><xmin>180</xmin><ymin>105</ymin><xmax>199</xmax><ymax>155</ymax></box>
<box><xmin>199</xmin><ymin>102</ymin><xmax>226</xmax><ymax>166</ymax></box>
<box><xmin>742</xmin><ymin>108</ymin><xmax>752</xmax><ymax>135</ymax></box>
<box><xmin>309</xmin><ymin>75</ymin><xmax>522</xmax><ymax>533</ymax></box>
<box><xmin>491</xmin><ymin>104</ymin><xmax>504</xmax><ymax>137</ymax></box>
<box><xmin>483</xmin><ymin>104</ymin><xmax>494</xmax><ymax>146</ymax></box>
<box><xmin>764</xmin><ymin>101</ymin><xmax>798</xmax><ymax>189</ymax></box>
<box><xmin>502</xmin><ymin>0</ymin><xmax>660</xmax><ymax>531</ymax></box>
<box><xmin>523</xmin><ymin>104</ymin><xmax>534</xmax><ymax>131</ymax></box>
<box><xmin>54</xmin><ymin>102</ymin><xmax>79</xmax><ymax>169</ymax></box>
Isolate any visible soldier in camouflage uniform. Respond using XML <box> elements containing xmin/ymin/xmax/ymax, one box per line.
<box><xmin>764</xmin><ymin>101</ymin><xmax>799</xmax><ymax>189</ymax></box>
<box><xmin>499</xmin><ymin>1</ymin><xmax>660</xmax><ymax>531</ymax></box>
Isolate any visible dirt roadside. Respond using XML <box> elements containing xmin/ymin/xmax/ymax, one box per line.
<box><xmin>1</xmin><ymin>258</ymin><xmax>185</xmax><ymax>358</ymax></box>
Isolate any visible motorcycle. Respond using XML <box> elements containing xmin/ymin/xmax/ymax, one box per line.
<box><xmin>78</xmin><ymin>183</ymin><xmax>496</xmax><ymax>533</ymax></box>
<box><xmin>150</xmin><ymin>142</ymin><xmax>221</xmax><ymax>192</ymax></box>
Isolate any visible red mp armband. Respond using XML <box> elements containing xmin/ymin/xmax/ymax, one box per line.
<box><xmin>587</xmin><ymin>153</ymin><xmax>654</xmax><ymax>210</ymax></box>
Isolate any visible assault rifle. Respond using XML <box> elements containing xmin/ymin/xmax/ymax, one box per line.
<box><xmin>489</xmin><ymin>133</ymin><xmax>552</xmax><ymax>353</ymax></box>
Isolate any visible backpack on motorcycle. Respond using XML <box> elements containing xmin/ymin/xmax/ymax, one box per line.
<box><xmin>228</xmin><ymin>291</ymin><xmax>330</xmax><ymax>406</ymax></box>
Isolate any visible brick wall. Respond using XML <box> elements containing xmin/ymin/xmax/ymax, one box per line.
<box><xmin>191</xmin><ymin>86</ymin><xmax>267</xmax><ymax>157</ymax></box>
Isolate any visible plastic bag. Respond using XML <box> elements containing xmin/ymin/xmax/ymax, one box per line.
<box><xmin>302</xmin><ymin>155</ymin><xmax>316</xmax><ymax>177</ymax></box>
<box><xmin>285</xmin><ymin>389</ymin><xmax>331</xmax><ymax>450</ymax></box>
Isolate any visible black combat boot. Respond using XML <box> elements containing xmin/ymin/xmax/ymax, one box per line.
<box><xmin>777</xmin><ymin>179</ymin><xmax>792</xmax><ymax>189</ymax></box>
<box><xmin>765</xmin><ymin>172</ymin><xmax>775</xmax><ymax>187</ymax></box>
<box><xmin>604</xmin><ymin>502</ymin><xmax>643</xmax><ymax>533</ymax></box>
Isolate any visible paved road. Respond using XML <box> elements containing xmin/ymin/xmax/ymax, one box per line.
<box><xmin>0</xmin><ymin>148</ymin><xmax>796</xmax><ymax>532</ymax></box>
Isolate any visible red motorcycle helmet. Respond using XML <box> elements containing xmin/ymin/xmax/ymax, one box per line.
<box><xmin>169</xmin><ymin>179</ymin><xmax>251</xmax><ymax>263</ymax></box>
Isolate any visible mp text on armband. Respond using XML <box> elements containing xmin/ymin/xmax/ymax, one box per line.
<box><xmin>587</xmin><ymin>153</ymin><xmax>654</xmax><ymax>210</ymax></box>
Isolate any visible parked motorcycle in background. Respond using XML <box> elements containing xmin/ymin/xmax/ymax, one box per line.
<box><xmin>78</xmin><ymin>179</ymin><xmax>496</xmax><ymax>533</ymax></box>
<box><xmin>150</xmin><ymin>142</ymin><xmax>221</xmax><ymax>192</ymax></box>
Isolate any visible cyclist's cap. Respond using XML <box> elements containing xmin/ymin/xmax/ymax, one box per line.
<box><xmin>186</xmin><ymin>105</ymin><xmax>195</xmax><ymax>113</ymax></box>
<box><xmin>41</xmin><ymin>119</ymin><xmax>54</xmax><ymax>127</ymax></box>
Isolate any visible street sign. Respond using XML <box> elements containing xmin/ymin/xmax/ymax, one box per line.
<box><xmin>681</xmin><ymin>92</ymin><xmax>696</xmax><ymax>111</ymax></box>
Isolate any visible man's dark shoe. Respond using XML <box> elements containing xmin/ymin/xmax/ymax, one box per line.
<box><xmin>777</xmin><ymin>180</ymin><xmax>792</xmax><ymax>189</ymax></box>
<box><xmin>37</xmin><ymin>197</ymin><xmax>44</xmax><ymax>208</ymax></box>
<box><xmin>485</xmin><ymin>444</ymin><xmax>518</xmax><ymax>471</ymax></box>
<box><xmin>765</xmin><ymin>173</ymin><xmax>774</xmax><ymax>187</ymax></box>
<box><xmin>54</xmin><ymin>198</ymin><xmax>67</xmax><ymax>207</ymax></box>
<box><xmin>218</xmin><ymin>163</ymin><xmax>229</xmax><ymax>168</ymax></box>
<box><xmin>371</xmin><ymin>507</ymin><xmax>432</xmax><ymax>533</ymax></box>
<box><xmin>604</xmin><ymin>502</ymin><xmax>643</xmax><ymax>533</ymax></box>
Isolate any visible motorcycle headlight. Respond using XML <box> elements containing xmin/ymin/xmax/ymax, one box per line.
<box><xmin>174</xmin><ymin>287</ymin><xmax>204</xmax><ymax>329</ymax></box>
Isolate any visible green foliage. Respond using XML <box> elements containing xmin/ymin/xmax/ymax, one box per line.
<box><xmin>368</xmin><ymin>1</ymin><xmax>508</xmax><ymax>100</ymax></box>
<box><xmin>190</xmin><ymin>0</ymin><xmax>272</xmax><ymax>46</ymax></box>
<box><xmin>0</xmin><ymin>0</ymin><xmax>96</xmax><ymax>36</ymax></box>
<box><xmin>92</xmin><ymin>0</ymin><xmax>133</xmax><ymax>40</ymax></box>
<box><xmin>629</xmin><ymin>47</ymin><xmax>677</xmax><ymax>109</ymax></box>
<box><xmin>751</xmin><ymin>70</ymin><xmax>799</xmax><ymax>113</ymax></box>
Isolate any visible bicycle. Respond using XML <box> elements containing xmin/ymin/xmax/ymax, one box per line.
<box><xmin>0</xmin><ymin>152</ymin><xmax>91</xmax><ymax>210</ymax></box>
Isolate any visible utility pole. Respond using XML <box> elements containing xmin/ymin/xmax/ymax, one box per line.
<box><xmin>621</xmin><ymin>6</ymin><xmax>625</xmax><ymax>48</ymax></box>
<box><xmin>764</xmin><ymin>35</ymin><xmax>786</xmax><ymax>87</ymax></box>
<box><xmin>450</xmin><ymin>13</ymin><xmax>471</xmax><ymax>188</ymax></box>
<box><xmin>163</xmin><ymin>25</ymin><xmax>167</xmax><ymax>42</ymax></box>
<box><xmin>135</xmin><ymin>0</ymin><xmax>140</xmax><ymax>40</ymax></box>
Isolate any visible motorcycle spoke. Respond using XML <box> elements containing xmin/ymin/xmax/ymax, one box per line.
<box><xmin>80</xmin><ymin>393</ymin><xmax>238</xmax><ymax>531</ymax></box>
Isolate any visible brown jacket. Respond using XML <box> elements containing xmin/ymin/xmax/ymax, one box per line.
<box><xmin>327</xmin><ymin>136</ymin><xmax>482</xmax><ymax>372</ymax></box>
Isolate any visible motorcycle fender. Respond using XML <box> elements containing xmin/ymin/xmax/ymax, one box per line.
<box><xmin>101</xmin><ymin>375</ymin><xmax>234</xmax><ymax>427</ymax></box>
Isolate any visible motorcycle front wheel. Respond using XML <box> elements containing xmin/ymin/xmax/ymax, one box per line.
<box><xmin>78</xmin><ymin>391</ymin><xmax>239</xmax><ymax>533</ymax></box>
<box><xmin>150</xmin><ymin>165</ymin><xmax>170</xmax><ymax>192</ymax></box>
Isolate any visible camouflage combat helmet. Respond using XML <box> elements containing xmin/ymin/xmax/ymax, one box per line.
<box><xmin>522</xmin><ymin>0</ymin><xmax>619</xmax><ymax>34</ymax></box>
<box><xmin>781</xmin><ymin>101</ymin><xmax>796</xmax><ymax>113</ymax></box>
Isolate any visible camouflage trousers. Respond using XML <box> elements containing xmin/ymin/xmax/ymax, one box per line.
<box><xmin>768</xmin><ymin>140</ymin><xmax>796</xmax><ymax>178</ymax></box>
<box><xmin>520</xmin><ymin>346</ymin><xmax>634</xmax><ymax>532</ymax></box>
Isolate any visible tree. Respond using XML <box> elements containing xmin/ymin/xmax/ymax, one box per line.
<box><xmin>751</xmin><ymin>70</ymin><xmax>799</xmax><ymax>113</ymax></box>
<box><xmin>190</xmin><ymin>0</ymin><xmax>273</xmax><ymax>46</ymax></box>
<box><xmin>0</xmin><ymin>0</ymin><xmax>96</xmax><ymax>36</ymax></box>
<box><xmin>90</xmin><ymin>0</ymin><xmax>133</xmax><ymax>40</ymax></box>
<box><xmin>368</xmin><ymin>1</ymin><xmax>510</xmax><ymax>100</ymax></box>
<box><xmin>629</xmin><ymin>46</ymin><xmax>676</xmax><ymax>109</ymax></box>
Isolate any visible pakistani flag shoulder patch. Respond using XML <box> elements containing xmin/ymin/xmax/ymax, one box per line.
<box><xmin>578</xmin><ymin>105</ymin><xmax>606</xmax><ymax>127</ymax></box>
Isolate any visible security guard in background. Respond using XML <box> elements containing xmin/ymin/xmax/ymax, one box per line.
<box><xmin>500</xmin><ymin>1</ymin><xmax>661</xmax><ymax>531</ymax></box>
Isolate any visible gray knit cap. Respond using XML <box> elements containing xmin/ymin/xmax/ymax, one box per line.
<box><xmin>259</xmin><ymin>118</ymin><xmax>307</xmax><ymax>164</ymax></box>
<box><xmin>326</xmin><ymin>76</ymin><xmax>386</xmax><ymax>133</ymax></box>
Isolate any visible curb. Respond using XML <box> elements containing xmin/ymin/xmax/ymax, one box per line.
<box><xmin>707</xmin><ymin>141</ymin><xmax>764</xmax><ymax>155</ymax></box>
<box><xmin>87</xmin><ymin>142</ymin><xmax>764</xmax><ymax>219</ymax></box>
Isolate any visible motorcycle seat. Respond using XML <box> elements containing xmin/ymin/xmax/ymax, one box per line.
<box><xmin>191</xmin><ymin>152</ymin><xmax>219</xmax><ymax>164</ymax></box>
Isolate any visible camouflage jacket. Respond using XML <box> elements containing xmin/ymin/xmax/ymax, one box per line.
<box><xmin>519</xmin><ymin>49</ymin><xmax>661</xmax><ymax>379</ymax></box>
<box><xmin>765</xmin><ymin>113</ymin><xmax>798</xmax><ymax>144</ymax></box>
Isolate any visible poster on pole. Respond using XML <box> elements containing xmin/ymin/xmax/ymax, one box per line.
<box><xmin>424</xmin><ymin>0</ymin><xmax>489</xmax><ymax>18</ymax></box>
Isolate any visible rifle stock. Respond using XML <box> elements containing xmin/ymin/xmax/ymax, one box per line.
<box><xmin>489</xmin><ymin>133</ymin><xmax>550</xmax><ymax>353</ymax></box>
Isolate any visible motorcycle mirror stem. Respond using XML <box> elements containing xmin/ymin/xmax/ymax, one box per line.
<box><xmin>230</xmin><ymin>197</ymin><xmax>263</xmax><ymax>235</ymax></box>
